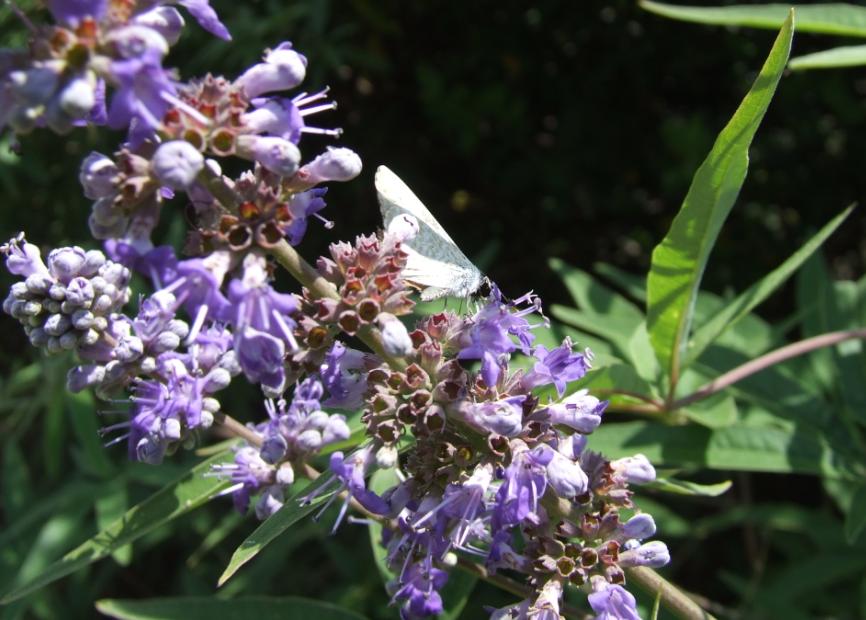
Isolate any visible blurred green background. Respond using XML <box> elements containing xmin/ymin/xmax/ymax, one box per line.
<box><xmin>1</xmin><ymin>1</ymin><xmax>865</xmax><ymax>619</ymax></box>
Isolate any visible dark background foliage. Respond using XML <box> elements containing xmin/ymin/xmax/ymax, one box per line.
<box><xmin>1</xmin><ymin>1</ymin><xmax>864</xmax><ymax>618</ymax></box>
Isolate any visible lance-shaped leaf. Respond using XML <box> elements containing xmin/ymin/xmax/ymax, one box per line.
<box><xmin>0</xmin><ymin>451</ymin><xmax>233</xmax><ymax>603</ymax></box>
<box><xmin>640</xmin><ymin>1</ymin><xmax>866</xmax><ymax>37</ymax></box>
<box><xmin>789</xmin><ymin>44</ymin><xmax>866</xmax><ymax>70</ymax></box>
<box><xmin>685</xmin><ymin>205</ymin><xmax>854</xmax><ymax>367</ymax></box>
<box><xmin>95</xmin><ymin>596</ymin><xmax>368</xmax><ymax>620</ymax></box>
<box><xmin>646</xmin><ymin>13</ymin><xmax>794</xmax><ymax>389</ymax></box>
<box><xmin>218</xmin><ymin>474</ymin><xmax>334</xmax><ymax>586</ymax></box>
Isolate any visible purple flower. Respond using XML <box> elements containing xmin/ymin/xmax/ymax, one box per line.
<box><xmin>611</xmin><ymin>454</ymin><xmax>656</xmax><ymax>485</ymax></box>
<box><xmin>319</xmin><ymin>341</ymin><xmax>369</xmax><ymax>409</ymax></box>
<box><xmin>523</xmin><ymin>338</ymin><xmax>590</xmax><ymax>396</ymax></box>
<box><xmin>171</xmin><ymin>0</ymin><xmax>231</xmax><ymax>40</ymax></box>
<box><xmin>212</xmin><ymin>445</ymin><xmax>273</xmax><ymax>513</ymax></box>
<box><xmin>284</xmin><ymin>188</ymin><xmax>328</xmax><ymax>246</ymax></box>
<box><xmin>329</xmin><ymin>448</ymin><xmax>390</xmax><ymax>516</ymax></box>
<box><xmin>458</xmin><ymin>286</ymin><xmax>542</xmax><ymax>387</ymax></box>
<box><xmin>297</xmin><ymin>146</ymin><xmax>362</xmax><ymax>184</ymax></box>
<box><xmin>459</xmin><ymin>396</ymin><xmax>525</xmax><ymax>438</ymax></box>
<box><xmin>47</xmin><ymin>0</ymin><xmax>107</xmax><ymax>25</ymax></box>
<box><xmin>235</xmin><ymin>42</ymin><xmax>307</xmax><ymax>99</ymax></box>
<box><xmin>126</xmin><ymin>357</ymin><xmax>222</xmax><ymax>463</ymax></box>
<box><xmin>587</xmin><ymin>582</ymin><xmax>641</xmax><ymax>620</ymax></box>
<box><xmin>492</xmin><ymin>442</ymin><xmax>550</xmax><ymax>531</ymax></box>
<box><xmin>542</xmin><ymin>389</ymin><xmax>608</xmax><ymax>434</ymax></box>
<box><xmin>438</xmin><ymin>464</ymin><xmax>493</xmax><ymax>548</ymax></box>
<box><xmin>223</xmin><ymin>255</ymin><xmax>299</xmax><ymax>393</ymax></box>
<box><xmin>104</xmin><ymin>26</ymin><xmax>175</xmax><ymax>136</ymax></box>
<box><xmin>620</xmin><ymin>513</ymin><xmax>656</xmax><ymax>541</ymax></box>
<box><xmin>260</xmin><ymin>378</ymin><xmax>350</xmax><ymax>463</ymax></box>
<box><xmin>619</xmin><ymin>540</ymin><xmax>670</xmax><ymax>568</ymax></box>
<box><xmin>392</xmin><ymin>561</ymin><xmax>448</xmax><ymax>619</ymax></box>
<box><xmin>151</xmin><ymin>140</ymin><xmax>204</xmax><ymax>189</ymax></box>
<box><xmin>540</xmin><ymin>444</ymin><xmax>588</xmax><ymax>499</ymax></box>
<box><xmin>243</xmin><ymin>89</ymin><xmax>340</xmax><ymax>143</ymax></box>
<box><xmin>236</xmin><ymin>135</ymin><xmax>301</xmax><ymax>176</ymax></box>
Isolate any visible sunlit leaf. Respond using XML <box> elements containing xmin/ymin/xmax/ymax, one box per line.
<box><xmin>218</xmin><ymin>474</ymin><xmax>333</xmax><ymax>587</ymax></box>
<box><xmin>686</xmin><ymin>206</ymin><xmax>854</xmax><ymax>366</ymax></box>
<box><xmin>641</xmin><ymin>1</ymin><xmax>866</xmax><ymax>37</ymax></box>
<box><xmin>646</xmin><ymin>14</ymin><xmax>794</xmax><ymax>389</ymax></box>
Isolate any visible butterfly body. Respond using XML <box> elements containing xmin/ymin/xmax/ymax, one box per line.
<box><xmin>375</xmin><ymin>166</ymin><xmax>483</xmax><ymax>301</ymax></box>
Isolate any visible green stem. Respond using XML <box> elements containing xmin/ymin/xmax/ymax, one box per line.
<box><xmin>627</xmin><ymin>567</ymin><xmax>718</xmax><ymax>620</ymax></box>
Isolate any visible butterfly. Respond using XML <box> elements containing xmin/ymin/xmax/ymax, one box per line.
<box><xmin>375</xmin><ymin>165</ymin><xmax>484</xmax><ymax>301</ymax></box>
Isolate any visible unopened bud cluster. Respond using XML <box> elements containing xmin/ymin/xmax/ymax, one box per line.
<box><xmin>3</xmin><ymin>239</ymin><xmax>130</xmax><ymax>354</ymax></box>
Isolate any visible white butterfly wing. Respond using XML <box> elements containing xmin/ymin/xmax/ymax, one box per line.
<box><xmin>375</xmin><ymin>166</ymin><xmax>482</xmax><ymax>300</ymax></box>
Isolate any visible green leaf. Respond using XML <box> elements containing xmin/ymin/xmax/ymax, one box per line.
<box><xmin>685</xmin><ymin>206</ymin><xmax>854</xmax><ymax>366</ymax></box>
<box><xmin>594</xmin><ymin>262</ymin><xmax>647</xmax><ymax>303</ymax></box>
<box><xmin>790</xmin><ymin>44</ymin><xmax>866</xmax><ymax>70</ymax></box>
<box><xmin>640</xmin><ymin>1</ymin><xmax>866</xmax><ymax>37</ymax></box>
<box><xmin>94</xmin><ymin>484</ymin><xmax>132</xmax><ymax>566</ymax></box>
<box><xmin>589</xmin><ymin>420</ymin><xmax>858</xmax><ymax>479</ymax></box>
<box><xmin>367</xmin><ymin>468</ymin><xmax>398</xmax><ymax>584</ymax></box>
<box><xmin>645</xmin><ymin>476</ymin><xmax>732</xmax><ymax>497</ymax></box>
<box><xmin>681</xmin><ymin>393</ymin><xmax>738</xmax><ymax>429</ymax></box>
<box><xmin>218</xmin><ymin>474</ymin><xmax>334</xmax><ymax>587</ymax></box>
<box><xmin>549</xmin><ymin>258</ymin><xmax>644</xmax><ymax>323</ymax></box>
<box><xmin>0</xmin><ymin>451</ymin><xmax>233</xmax><ymax>604</ymax></box>
<box><xmin>95</xmin><ymin>596</ymin><xmax>368</xmax><ymax>620</ymax></box>
<box><xmin>550</xmin><ymin>305</ymin><xmax>640</xmax><ymax>361</ymax></box>
<box><xmin>844</xmin><ymin>485</ymin><xmax>866</xmax><ymax>544</ymax></box>
<box><xmin>646</xmin><ymin>14</ymin><xmax>794</xmax><ymax>388</ymax></box>
<box><xmin>576</xmin><ymin>362</ymin><xmax>659</xmax><ymax>406</ymax></box>
<box><xmin>439</xmin><ymin>571</ymin><xmax>478</xmax><ymax>620</ymax></box>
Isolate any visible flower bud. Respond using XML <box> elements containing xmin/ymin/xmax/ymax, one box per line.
<box><xmin>612</xmin><ymin>454</ymin><xmax>656</xmax><ymax>484</ymax></box>
<box><xmin>544</xmin><ymin>389</ymin><xmax>606</xmax><ymax>433</ymax></box>
<box><xmin>296</xmin><ymin>429</ymin><xmax>323</xmax><ymax>452</ymax></box>
<box><xmin>298</xmin><ymin>147</ymin><xmax>362</xmax><ymax>184</ymax></box>
<box><xmin>544</xmin><ymin>447</ymin><xmax>588</xmax><ymax>498</ymax></box>
<box><xmin>619</xmin><ymin>541</ymin><xmax>670</xmax><ymax>568</ymax></box>
<box><xmin>235</xmin><ymin>42</ymin><xmax>307</xmax><ymax>98</ymax></box>
<box><xmin>377</xmin><ymin>313</ymin><xmax>413</xmax><ymax>358</ymax></box>
<box><xmin>255</xmin><ymin>487</ymin><xmax>285</xmax><ymax>520</ymax></box>
<box><xmin>47</xmin><ymin>247</ymin><xmax>86</xmax><ymax>282</ymax></box>
<box><xmin>163</xmin><ymin>417</ymin><xmax>182</xmax><ymax>440</ymax></box>
<box><xmin>67</xmin><ymin>364</ymin><xmax>105</xmax><ymax>392</ymax></box>
<box><xmin>621</xmin><ymin>513</ymin><xmax>656</xmax><ymax>540</ymax></box>
<box><xmin>375</xmin><ymin>444</ymin><xmax>398</xmax><ymax>468</ymax></box>
<box><xmin>322</xmin><ymin>415</ymin><xmax>350</xmax><ymax>445</ymax></box>
<box><xmin>461</xmin><ymin>398</ymin><xmax>524</xmax><ymax>438</ymax></box>
<box><xmin>151</xmin><ymin>141</ymin><xmax>205</xmax><ymax>189</ymax></box>
<box><xmin>236</xmin><ymin>135</ymin><xmax>300</xmax><ymax>177</ymax></box>
<box><xmin>203</xmin><ymin>367</ymin><xmax>232</xmax><ymax>392</ymax></box>
<box><xmin>65</xmin><ymin>277</ymin><xmax>95</xmax><ymax>307</ymax></box>
<box><xmin>58</xmin><ymin>76</ymin><xmax>95</xmax><ymax>118</ymax></box>
<box><xmin>276</xmin><ymin>462</ymin><xmax>295</xmax><ymax>485</ymax></box>
<box><xmin>261</xmin><ymin>434</ymin><xmax>287</xmax><ymax>464</ymax></box>
<box><xmin>79</xmin><ymin>152</ymin><xmax>118</xmax><ymax>199</ymax></box>
<box><xmin>151</xmin><ymin>330</ymin><xmax>181</xmax><ymax>353</ymax></box>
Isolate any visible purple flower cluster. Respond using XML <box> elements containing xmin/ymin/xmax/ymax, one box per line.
<box><xmin>0</xmin><ymin>7</ymin><xmax>671</xmax><ymax>619</ymax></box>
<box><xmin>213</xmin><ymin>377</ymin><xmax>350</xmax><ymax>518</ymax></box>
<box><xmin>1</xmin><ymin>0</ymin><xmax>229</xmax><ymax>136</ymax></box>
